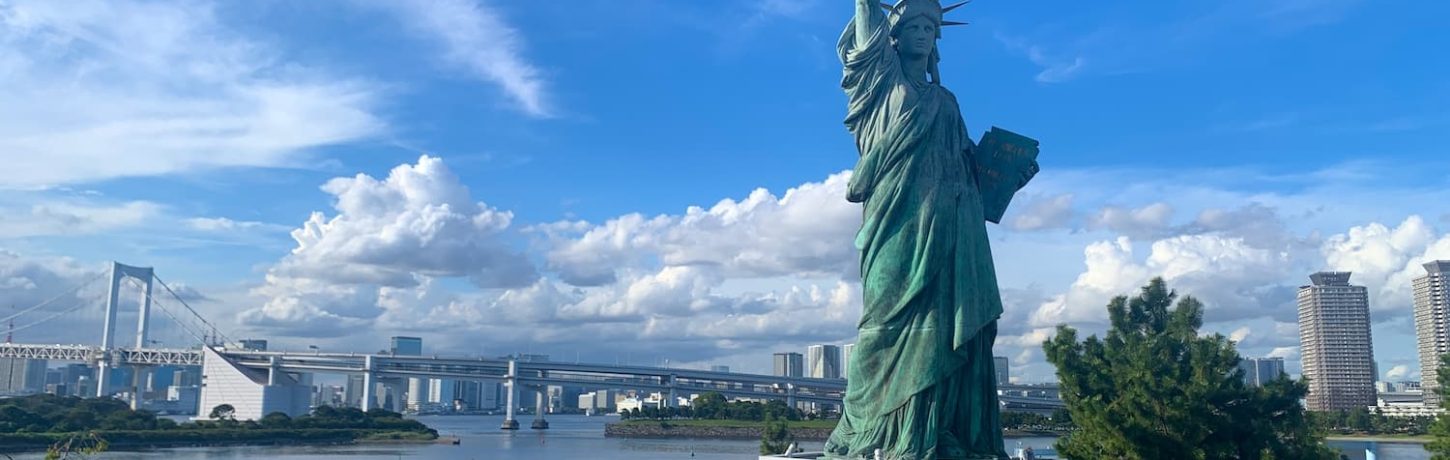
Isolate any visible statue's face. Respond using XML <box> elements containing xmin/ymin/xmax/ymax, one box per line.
<box><xmin>895</xmin><ymin>15</ymin><xmax>937</xmax><ymax>59</ymax></box>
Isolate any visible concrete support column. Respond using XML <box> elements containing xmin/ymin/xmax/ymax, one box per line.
<box><xmin>94</xmin><ymin>356</ymin><xmax>109</xmax><ymax>398</ymax></box>
<box><xmin>666</xmin><ymin>374</ymin><xmax>677</xmax><ymax>408</ymax></box>
<box><xmin>530</xmin><ymin>387</ymin><xmax>549</xmax><ymax>429</ymax></box>
<box><xmin>361</xmin><ymin>356</ymin><xmax>375</xmax><ymax>411</ymax></box>
<box><xmin>129</xmin><ymin>365</ymin><xmax>143</xmax><ymax>410</ymax></box>
<box><xmin>268</xmin><ymin>356</ymin><xmax>281</xmax><ymax>386</ymax></box>
<box><xmin>500</xmin><ymin>360</ymin><xmax>519</xmax><ymax>430</ymax></box>
<box><xmin>786</xmin><ymin>383</ymin><xmax>796</xmax><ymax>409</ymax></box>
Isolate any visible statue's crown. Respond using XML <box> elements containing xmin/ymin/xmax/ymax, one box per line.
<box><xmin>882</xmin><ymin>0</ymin><xmax>970</xmax><ymax>30</ymax></box>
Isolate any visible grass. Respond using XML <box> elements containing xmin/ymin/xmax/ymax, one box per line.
<box><xmin>615</xmin><ymin>419</ymin><xmax>839</xmax><ymax>429</ymax></box>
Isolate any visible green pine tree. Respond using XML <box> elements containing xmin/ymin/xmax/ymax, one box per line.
<box><xmin>1426</xmin><ymin>353</ymin><xmax>1450</xmax><ymax>459</ymax></box>
<box><xmin>760</xmin><ymin>413</ymin><xmax>794</xmax><ymax>455</ymax></box>
<box><xmin>1043</xmin><ymin>278</ymin><xmax>1337</xmax><ymax>460</ymax></box>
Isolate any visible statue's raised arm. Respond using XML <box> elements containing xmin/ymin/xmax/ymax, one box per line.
<box><xmin>853</xmin><ymin>0</ymin><xmax>885</xmax><ymax>49</ymax></box>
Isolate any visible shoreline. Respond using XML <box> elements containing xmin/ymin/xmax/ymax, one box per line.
<box><xmin>0</xmin><ymin>429</ymin><xmax>439</xmax><ymax>454</ymax></box>
<box><xmin>603</xmin><ymin>421</ymin><xmax>1063</xmax><ymax>441</ymax></box>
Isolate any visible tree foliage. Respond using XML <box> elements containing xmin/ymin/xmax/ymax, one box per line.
<box><xmin>208</xmin><ymin>404</ymin><xmax>235</xmax><ymax>421</ymax></box>
<box><xmin>1043</xmin><ymin>278</ymin><xmax>1336</xmax><ymax>460</ymax></box>
<box><xmin>1427</xmin><ymin>353</ymin><xmax>1450</xmax><ymax>459</ymax></box>
<box><xmin>760</xmin><ymin>413</ymin><xmax>794</xmax><ymax>455</ymax></box>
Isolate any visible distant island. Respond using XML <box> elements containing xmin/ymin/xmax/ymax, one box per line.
<box><xmin>0</xmin><ymin>394</ymin><xmax>438</xmax><ymax>454</ymax></box>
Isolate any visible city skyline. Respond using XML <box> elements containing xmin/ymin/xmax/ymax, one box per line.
<box><xmin>1</xmin><ymin>0</ymin><xmax>1449</xmax><ymax>382</ymax></box>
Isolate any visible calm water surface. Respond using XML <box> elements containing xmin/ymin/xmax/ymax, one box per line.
<box><xmin>7</xmin><ymin>415</ymin><xmax>1429</xmax><ymax>459</ymax></box>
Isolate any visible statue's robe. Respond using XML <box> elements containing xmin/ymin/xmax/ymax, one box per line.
<box><xmin>823</xmin><ymin>17</ymin><xmax>1010</xmax><ymax>460</ymax></box>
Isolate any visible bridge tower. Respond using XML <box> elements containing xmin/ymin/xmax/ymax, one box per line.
<box><xmin>95</xmin><ymin>262</ymin><xmax>155</xmax><ymax>402</ymax></box>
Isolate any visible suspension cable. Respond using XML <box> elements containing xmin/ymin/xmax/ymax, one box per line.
<box><xmin>0</xmin><ymin>270</ymin><xmax>107</xmax><ymax>324</ymax></box>
<box><xmin>128</xmin><ymin>278</ymin><xmax>212</xmax><ymax>348</ymax></box>
<box><xmin>153</xmin><ymin>275</ymin><xmax>232</xmax><ymax>346</ymax></box>
<box><xmin>5</xmin><ymin>301</ymin><xmax>94</xmax><ymax>338</ymax></box>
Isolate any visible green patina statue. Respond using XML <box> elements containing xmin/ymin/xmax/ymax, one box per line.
<box><xmin>825</xmin><ymin>1</ymin><xmax>1039</xmax><ymax>459</ymax></box>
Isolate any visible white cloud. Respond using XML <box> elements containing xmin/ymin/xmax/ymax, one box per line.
<box><xmin>273</xmin><ymin>155</ymin><xmax>536</xmax><ymax>288</ymax></box>
<box><xmin>1086</xmin><ymin>203</ymin><xmax>1174</xmax><ymax>237</ymax></box>
<box><xmin>1267</xmin><ymin>346</ymin><xmax>1299</xmax><ymax>360</ymax></box>
<box><xmin>1323</xmin><ymin>216</ymin><xmax>1450</xmax><ymax>312</ymax></box>
<box><xmin>368</xmin><ymin>0</ymin><xmax>549</xmax><ymax>117</ymax></box>
<box><xmin>240</xmin><ymin>155</ymin><xmax>536</xmax><ymax>334</ymax></box>
<box><xmin>1009</xmin><ymin>193</ymin><xmax>1075</xmax><ymax>231</ymax></box>
<box><xmin>541</xmin><ymin>171</ymin><xmax>860</xmax><ymax>286</ymax></box>
<box><xmin>0</xmin><ymin>250</ymin><xmax>109</xmax><ymax>344</ymax></box>
<box><xmin>0</xmin><ymin>0</ymin><xmax>384</xmax><ymax>188</ymax></box>
<box><xmin>0</xmin><ymin>200</ymin><xmax>162</xmax><ymax>238</ymax></box>
<box><xmin>185</xmin><ymin>217</ymin><xmax>287</xmax><ymax>233</ymax></box>
<box><xmin>1386</xmin><ymin>364</ymin><xmax>1410</xmax><ymax>380</ymax></box>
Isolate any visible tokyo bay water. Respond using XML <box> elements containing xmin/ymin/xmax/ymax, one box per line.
<box><xmin>2</xmin><ymin>415</ymin><xmax>1428</xmax><ymax>459</ymax></box>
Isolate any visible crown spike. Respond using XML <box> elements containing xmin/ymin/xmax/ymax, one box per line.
<box><xmin>942</xmin><ymin>1</ymin><xmax>971</xmax><ymax>13</ymax></box>
<box><xmin>941</xmin><ymin>20</ymin><xmax>969</xmax><ymax>26</ymax></box>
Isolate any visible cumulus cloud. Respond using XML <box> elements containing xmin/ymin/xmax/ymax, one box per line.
<box><xmin>1322</xmin><ymin>215</ymin><xmax>1450</xmax><ymax>312</ymax></box>
<box><xmin>541</xmin><ymin>171</ymin><xmax>860</xmax><ymax>286</ymax></box>
<box><xmin>274</xmin><ymin>155</ymin><xmax>535</xmax><ymax>288</ymax></box>
<box><xmin>240</xmin><ymin>155</ymin><xmax>536</xmax><ymax>334</ymax></box>
<box><xmin>367</xmin><ymin>0</ymin><xmax>550</xmax><ymax>117</ymax></box>
<box><xmin>1030</xmin><ymin>233</ymin><xmax>1297</xmax><ymax>328</ymax></box>
<box><xmin>0</xmin><ymin>0</ymin><xmax>384</xmax><ymax>188</ymax></box>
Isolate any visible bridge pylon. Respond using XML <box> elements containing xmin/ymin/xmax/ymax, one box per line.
<box><xmin>96</xmin><ymin>262</ymin><xmax>155</xmax><ymax>401</ymax></box>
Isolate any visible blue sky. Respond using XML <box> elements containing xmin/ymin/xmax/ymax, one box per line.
<box><xmin>2</xmin><ymin>0</ymin><xmax>1449</xmax><ymax>381</ymax></box>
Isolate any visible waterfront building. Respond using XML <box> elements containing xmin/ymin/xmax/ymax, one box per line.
<box><xmin>711</xmin><ymin>365</ymin><xmax>730</xmax><ymax>373</ymax></box>
<box><xmin>807</xmin><ymin>345</ymin><xmax>842</xmax><ymax>379</ymax></box>
<box><xmin>1237</xmin><ymin>357</ymin><xmax>1286</xmax><ymax>387</ymax></box>
<box><xmin>1415</xmin><ymin>260</ymin><xmax>1450</xmax><ymax>406</ymax></box>
<box><xmin>773</xmin><ymin>352</ymin><xmax>803</xmax><ymax>378</ymax></box>
<box><xmin>1298</xmin><ymin>271</ymin><xmax>1377</xmax><ymax>411</ymax></box>
<box><xmin>194</xmin><ymin>347</ymin><xmax>311</xmax><ymax>421</ymax></box>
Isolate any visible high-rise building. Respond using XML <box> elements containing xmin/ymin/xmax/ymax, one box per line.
<box><xmin>993</xmin><ymin>356</ymin><xmax>1009</xmax><ymax>386</ymax></box>
<box><xmin>710</xmin><ymin>365</ymin><xmax>730</xmax><ymax>373</ymax></box>
<box><xmin>1237</xmin><ymin>357</ymin><xmax>1286</xmax><ymax>387</ymax></box>
<box><xmin>390</xmin><ymin>337</ymin><xmax>423</xmax><ymax>356</ymax></box>
<box><xmin>1415</xmin><ymin>260</ymin><xmax>1450</xmax><ymax>406</ymax></box>
<box><xmin>0</xmin><ymin>358</ymin><xmax>48</xmax><ymax>394</ymax></box>
<box><xmin>843</xmin><ymin>344</ymin><xmax>855</xmax><ymax>378</ymax></box>
<box><xmin>1298</xmin><ymin>271</ymin><xmax>1377</xmax><ymax>411</ymax></box>
<box><xmin>59</xmin><ymin>364</ymin><xmax>92</xmax><ymax>396</ymax></box>
<box><xmin>344</xmin><ymin>375</ymin><xmax>363</xmax><ymax>408</ymax></box>
<box><xmin>773</xmin><ymin>352</ymin><xmax>803</xmax><ymax>378</ymax></box>
<box><xmin>807</xmin><ymin>345</ymin><xmax>842</xmax><ymax>379</ymax></box>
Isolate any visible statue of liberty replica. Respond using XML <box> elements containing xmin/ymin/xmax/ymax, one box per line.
<box><xmin>825</xmin><ymin>0</ymin><xmax>1039</xmax><ymax>458</ymax></box>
